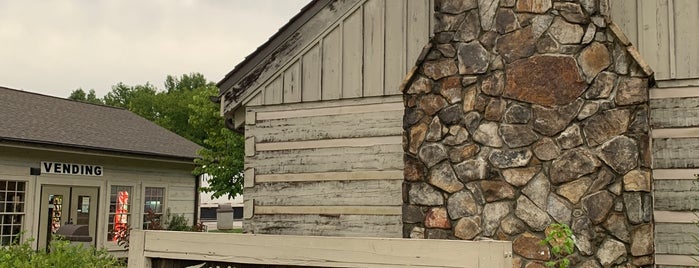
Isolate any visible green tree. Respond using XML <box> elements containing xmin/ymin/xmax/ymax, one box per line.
<box><xmin>68</xmin><ymin>88</ymin><xmax>103</xmax><ymax>104</ymax></box>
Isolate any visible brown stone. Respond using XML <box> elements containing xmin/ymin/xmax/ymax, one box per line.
<box><xmin>615</xmin><ymin>76</ymin><xmax>649</xmax><ymax>106</ymax></box>
<box><xmin>557</xmin><ymin>176</ymin><xmax>592</xmax><ymax>204</ymax></box>
<box><xmin>482</xmin><ymin>201</ymin><xmax>511</xmax><ymax>236</ymax></box>
<box><xmin>479</xmin><ymin>0</ymin><xmax>500</xmax><ymax>30</ymax></box>
<box><xmin>524</xmin><ymin>262</ymin><xmax>546</xmax><ymax>268</ymax></box>
<box><xmin>596</xmin><ymin>238</ymin><xmax>626</xmax><ymax>266</ymax></box>
<box><xmin>581</xmin><ymin>190</ymin><xmax>614</xmax><ymax>224</ymax></box>
<box><xmin>436</xmin><ymin>0</ymin><xmax>478</xmax><ymax>14</ymax></box>
<box><xmin>548</xmin><ymin>17</ymin><xmax>583</xmax><ymax>44</ymax></box>
<box><xmin>577</xmin><ymin>101</ymin><xmax>599</xmax><ymax>120</ymax></box>
<box><xmin>489</xmin><ymin>149</ymin><xmax>533</xmax><ymax>169</ymax></box>
<box><xmin>555</xmin><ymin>124</ymin><xmax>583</xmax><ymax>149</ymax></box>
<box><xmin>516</xmin><ymin>195</ymin><xmax>551</xmax><ymax>231</ymax></box>
<box><xmin>503</xmin><ymin>56</ymin><xmax>587</xmax><ymax>106</ymax></box>
<box><xmin>405</xmin><ymin>156</ymin><xmax>426</xmax><ymax>182</ymax></box>
<box><xmin>512</xmin><ymin>232</ymin><xmax>551</xmax><ymax>260</ymax></box>
<box><xmin>419</xmin><ymin>94</ymin><xmax>448</xmax><ymax>116</ymax></box>
<box><xmin>454</xmin><ymin>158</ymin><xmax>489</xmax><ymax>182</ymax></box>
<box><xmin>532</xmin><ymin>137</ymin><xmax>561</xmax><ymax>160</ymax></box>
<box><xmin>473</xmin><ymin>122</ymin><xmax>504</xmax><ymax>147</ymax></box>
<box><xmin>597</xmin><ymin>136</ymin><xmax>639</xmax><ymax>175</ymax></box>
<box><xmin>515</xmin><ymin>0</ymin><xmax>552</xmax><ymax>13</ymax></box>
<box><xmin>480</xmin><ymin>180</ymin><xmax>516</xmax><ymax>202</ymax></box>
<box><xmin>631</xmin><ymin>224</ymin><xmax>653</xmax><ymax>256</ymax></box>
<box><xmin>502</xmin><ymin>166</ymin><xmax>539</xmax><ymax>187</ymax></box>
<box><xmin>603</xmin><ymin>213</ymin><xmax>630</xmax><ymax>242</ymax></box>
<box><xmin>437</xmin><ymin>44</ymin><xmax>456</xmax><ymax>58</ymax></box>
<box><xmin>550</xmin><ymin>148</ymin><xmax>600</xmax><ymax>185</ymax></box>
<box><xmin>632</xmin><ymin>256</ymin><xmax>654</xmax><ymax>267</ymax></box>
<box><xmin>585</xmin><ymin>72</ymin><xmax>617</xmax><ymax>99</ymax></box>
<box><xmin>583</xmin><ymin>108</ymin><xmax>631</xmax><ymax>147</ymax></box>
<box><xmin>439</xmin><ymin>104</ymin><xmax>464</xmax><ymax>125</ymax></box>
<box><xmin>554</xmin><ymin>2</ymin><xmax>588</xmax><ymax>24</ymax></box>
<box><xmin>474</xmin><ymin>94</ymin><xmax>490</xmax><ymax>112</ymax></box>
<box><xmin>448</xmin><ymin>190</ymin><xmax>479</xmax><ymax>219</ymax></box>
<box><xmin>512</xmin><ymin>257</ymin><xmax>522</xmax><ymax>268</ymax></box>
<box><xmin>484</xmin><ymin>98</ymin><xmax>506</xmax><ymax>121</ymax></box>
<box><xmin>434</xmin><ymin>13</ymin><xmax>465</xmax><ymax>33</ymax></box>
<box><xmin>409</xmin><ymin>182</ymin><xmax>444</xmax><ymax>206</ymax></box>
<box><xmin>425</xmin><ymin>207</ymin><xmax>451</xmax><ymax>229</ymax></box>
<box><xmin>423</xmin><ymin>59</ymin><xmax>458</xmax><ymax>80</ymax></box>
<box><xmin>463</xmin><ymin>85</ymin><xmax>477</xmax><ymax>112</ymax></box>
<box><xmin>429</xmin><ymin>162</ymin><xmax>464</xmax><ymax>193</ymax></box>
<box><xmin>454</xmin><ymin>216</ymin><xmax>482</xmax><ymax>240</ymax></box>
<box><xmin>536</xmin><ymin>33</ymin><xmax>559</xmax><ymax>54</ymax></box>
<box><xmin>456</xmin><ymin>9</ymin><xmax>481</xmax><ymax>42</ymax></box>
<box><xmin>501</xmin><ymin>215</ymin><xmax>527</xmax><ymax>235</ymax></box>
<box><xmin>503</xmin><ymin>104</ymin><xmax>531</xmax><ymax>124</ymax></box>
<box><xmin>533</xmin><ymin>98</ymin><xmax>584</xmax><ymax>135</ymax></box>
<box><xmin>409</xmin><ymin>226</ymin><xmax>425</xmax><ymax>239</ymax></box>
<box><xmin>408</xmin><ymin>123</ymin><xmax>427</xmax><ymax>155</ymax></box>
<box><xmin>426</xmin><ymin>116</ymin><xmax>443</xmax><ymax>142</ymax></box>
<box><xmin>407</xmin><ymin>76</ymin><xmax>432</xmax><ymax>94</ymax></box>
<box><xmin>496</xmin><ymin>8</ymin><xmax>519</xmax><ymax>34</ymax></box>
<box><xmin>481</xmin><ymin>71</ymin><xmax>505</xmax><ymax>96</ymax></box>
<box><xmin>418</xmin><ymin>142</ymin><xmax>448</xmax><ymax>168</ymax></box>
<box><xmin>458</xmin><ymin>42</ymin><xmax>490</xmax><ymax>74</ymax></box>
<box><xmin>439</xmin><ymin>76</ymin><xmax>462</xmax><ymax>104</ymax></box>
<box><xmin>496</xmin><ymin>26</ymin><xmax>536</xmax><ymax>63</ymax></box>
<box><xmin>448</xmin><ymin>143</ymin><xmax>480</xmax><ymax>163</ymax></box>
<box><xmin>499</xmin><ymin>124</ymin><xmax>539</xmax><ymax>148</ymax></box>
<box><xmin>578</xmin><ymin>42</ymin><xmax>611</xmax><ymax>82</ymax></box>
<box><xmin>623</xmin><ymin>169</ymin><xmax>651</xmax><ymax>192</ymax></box>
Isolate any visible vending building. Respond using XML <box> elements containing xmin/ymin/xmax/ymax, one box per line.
<box><xmin>0</xmin><ymin>87</ymin><xmax>201</xmax><ymax>255</ymax></box>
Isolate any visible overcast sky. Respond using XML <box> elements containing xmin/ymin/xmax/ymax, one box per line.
<box><xmin>0</xmin><ymin>0</ymin><xmax>310</xmax><ymax>98</ymax></box>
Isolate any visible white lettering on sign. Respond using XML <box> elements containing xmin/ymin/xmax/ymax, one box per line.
<box><xmin>41</xmin><ymin>162</ymin><xmax>103</xmax><ymax>176</ymax></box>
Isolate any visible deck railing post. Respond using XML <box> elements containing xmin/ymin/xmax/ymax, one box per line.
<box><xmin>127</xmin><ymin>229</ymin><xmax>151</xmax><ymax>268</ymax></box>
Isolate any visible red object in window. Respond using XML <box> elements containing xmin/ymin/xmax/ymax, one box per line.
<box><xmin>113</xmin><ymin>191</ymin><xmax>129</xmax><ymax>241</ymax></box>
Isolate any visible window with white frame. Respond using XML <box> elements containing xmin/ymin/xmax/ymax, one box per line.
<box><xmin>0</xmin><ymin>180</ymin><xmax>25</xmax><ymax>245</ymax></box>
<box><xmin>143</xmin><ymin>187</ymin><xmax>165</xmax><ymax>229</ymax></box>
<box><xmin>108</xmin><ymin>185</ymin><xmax>132</xmax><ymax>241</ymax></box>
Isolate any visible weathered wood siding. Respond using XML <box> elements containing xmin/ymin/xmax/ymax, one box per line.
<box><xmin>227</xmin><ymin>0</ymin><xmax>432</xmax><ymax>119</ymax></box>
<box><xmin>612</xmin><ymin>0</ymin><xmax>699</xmax><ymax>85</ymax></box>
<box><xmin>243</xmin><ymin>96</ymin><xmax>404</xmax><ymax>237</ymax></box>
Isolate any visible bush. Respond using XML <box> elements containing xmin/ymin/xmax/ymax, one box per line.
<box><xmin>0</xmin><ymin>235</ymin><xmax>124</xmax><ymax>268</ymax></box>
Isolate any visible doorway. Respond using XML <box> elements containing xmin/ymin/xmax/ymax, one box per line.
<box><xmin>38</xmin><ymin>185</ymin><xmax>98</xmax><ymax>250</ymax></box>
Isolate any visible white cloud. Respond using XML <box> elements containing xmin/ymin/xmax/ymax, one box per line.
<box><xmin>0</xmin><ymin>0</ymin><xmax>310</xmax><ymax>97</ymax></box>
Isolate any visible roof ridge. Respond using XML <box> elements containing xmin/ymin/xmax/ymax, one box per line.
<box><xmin>0</xmin><ymin>85</ymin><xmax>127</xmax><ymax>111</ymax></box>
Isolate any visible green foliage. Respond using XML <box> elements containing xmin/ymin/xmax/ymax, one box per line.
<box><xmin>540</xmin><ymin>223</ymin><xmax>575</xmax><ymax>268</ymax></box>
<box><xmin>68</xmin><ymin>88</ymin><xmax>103</xmax><ymax>104</ymax></box>
<box><xmin>0</xmin><ymin>235</ymin><xmax>123</xmax><ymax>268</ymax></box>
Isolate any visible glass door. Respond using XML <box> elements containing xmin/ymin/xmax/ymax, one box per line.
<box><xmin>38</xmin><ymin>186</ymin><xmax>98</xmax><ymax>250</ymax></box>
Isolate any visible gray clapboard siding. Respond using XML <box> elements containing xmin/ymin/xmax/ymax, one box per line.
<box><xmin>244</xmin><ymin>214</ymin><xmax>402</xmax><ymax>237</ymax></box>
<box><xmin>652</xmin><ymin>138</ymin><xmax>699</xmax><ymax>168</ymax></box>
<box><xmin>611</xmin><ymin>0</ymin><xmax>699</xmax><ymax>81</ymax></box>
<box><xmin>651</xmin><ymin>97</ymin><xmax>699</xmax><ymax>128</ymax></box>
<box><xmin>656</xmin><ymin>223</ymin><xmax>699</xmax><ymax>255</ymax></box>
<box><xmin>247</xmin><ymin>180</ymin><xmax>401</xmax><ymax>206</ymax></box>
<box><xmin>246</xmin><ymin>144</ymin><xmax>404</xmax><ymax>175</ymax></box>
<box><xmin>654</xmin><ymin>180</ymin><xmax>699</xmax><ymax>211</ymax></box>
<box><xmin>249</xmin><ymin>110</ymin><xmax>403</xmax><ymax>143</ymax></box>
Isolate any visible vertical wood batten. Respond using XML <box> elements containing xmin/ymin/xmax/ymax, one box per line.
<box><xmin>673</xmin><ymin>0</ymin><xmax>699</xmax><ymax>78</ymax></box>
<box><xmin>322</xmin><ymin>26</ymin><xmax>342</xmax><ymax>100</ymax></box>
<box><xmin>406</xmin><ymin>0</ymin><xmax>429</xmax><ymax>72</ymax></box>
<box><xmin>302</xmin><ymin>43</ymin><xmax>322</xmax><ymax>102</ymax></box>
<box><xmin>283</xmin><ymin>60</ymin><xmax>302</xmax><ymax>103</ymax></box>
<box><xmin>384</xmin><ymin>0</ymin><xmax>406</xmax><ymax>95</ymax></box>
<box><xmin>342</xmin><ymin>7</ymin><xmax>364</xmax><ymax>98</ymax></box>
<box><xmin>363</xmin><ymin>0</ymin><xmax>385</xmax><ymax>97</ymax></box>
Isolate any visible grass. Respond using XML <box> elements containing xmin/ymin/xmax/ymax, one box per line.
<box><xmin>208</xmin><ymin>228</ymin><xmax>243</xmax><ymax>233</ymax></box>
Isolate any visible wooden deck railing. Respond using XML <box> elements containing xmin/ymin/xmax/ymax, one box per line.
<box><xmin>128</xmin><ymin>230</ymin><xmax>513</xmax><ymax>268</ymax></box>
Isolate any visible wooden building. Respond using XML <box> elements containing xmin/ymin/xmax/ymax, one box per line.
<box><xmin>0</xmin><ymin>87</ymin><xmax>200</xmax><ymax>256</ymax></box>
<box><xmin>612</xmin><ymin>1</ymin><xmax>699</xmax><ymax>266</ymax></box>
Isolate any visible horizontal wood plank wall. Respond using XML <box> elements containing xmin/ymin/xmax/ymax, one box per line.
<box><xmin>243</xmin><ymin>97</ymin><xmax>404</xmax><ymax>237</ymax></box>
<box><xmin>611</xmin><ymin>0</ymin><xmax>699</xmax><ymax>82</ymax></box>
<box><xmin>244</xmin><ymin>0</ymin><xmax>430</xmax><ymax>108</ymax></box>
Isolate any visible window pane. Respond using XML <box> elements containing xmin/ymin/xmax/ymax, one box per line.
<box><xmin>143</xmin><ymin>187</ymin><xmax>165</xmax><ymax>230</ymax></box>
<box><xmin>0</xmin><ymin>180</ymin><xmax>25</xmax><ymax>245</ymax></box>
<box><xmin>108</xmin><ymin>186</ymin><xmax>131</xmax><ymax>241</ymax></box>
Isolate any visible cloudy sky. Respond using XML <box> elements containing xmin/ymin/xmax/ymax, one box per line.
<box><xmin>0</xmin><ymin>0</ymin><xmax>310</xmax><ymax>98</ymax></box>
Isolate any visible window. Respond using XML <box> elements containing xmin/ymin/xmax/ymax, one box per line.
<box><xmin>108</xmin><ymin>186</ymin><xmax>131</xmax><ymax>241</ymax></box>
<box><xmin>143</xmin><ymin>187</ymin><xmax>164</xmax><ymax>229</ymax></box>
<box><xmin>0</xmin><ymin>180</ymin><xmax>25</xmax><ymax>245</ymax></box>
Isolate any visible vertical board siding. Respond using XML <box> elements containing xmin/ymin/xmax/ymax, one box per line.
<box><xmin>406</xmin><ymin>0</ymin><xmax>430</xmax><ymax>71</ymax></box>
<box><xmin>244</xmin><ymin>98</ymin><xmax>404</xmax><ymax>237</ymax></box>
<box><xmin>322</xmin><ymin>26</ymin><xmax>342</xmax><ymax>100</ymax></box>
<box><xmin>264</xmin><ymin>75</ymin><xmax>283</xmax><ymax>105</ymax></box>
<box><xmin>342</xmin><ymin>8</ymin><xmax>364</xmax><ymax>98</ymax></box>
<box><xmin>363</xmin><ymin>0</ymin><xmax>385</xmax><ymax>97</ymax></box>
<box><xmin>384</xmin><ymin>0</ymin><xmax>407</xmax><ymax>95</ymax></box>
<box><xmin>302</xmin><ymin>43</ymin><xmax>322</xmax><ymax>102</ymax></box>
<box><xmin>612</xmin><ymin>0</ymin><xmax>699</xmax><ymax>81</ymax></box>
<box><xmin>283</xmin><ymin>60</ymin><xmax>302</xmax><ymax>103</ymax></box>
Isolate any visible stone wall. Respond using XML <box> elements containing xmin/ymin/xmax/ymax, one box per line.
<box><xmin>402</xmin><ymin>0</ymin><xmax>654</xmax><ymax>267</ymax></box>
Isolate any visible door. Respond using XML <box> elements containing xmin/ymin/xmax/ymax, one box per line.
<box><xmin>38</xmin><ymin>186</ymin><xmax>98</xmax><ymax>250</ymax></box>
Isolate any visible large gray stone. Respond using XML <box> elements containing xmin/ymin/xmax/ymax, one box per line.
<box><xmin>548</xmin><ymin>17</ymin><xmax>583</xmax><ymax>44</ymax></box>
<box><xmin>479</xmin><ymin>0</ymin><xmax>500</xmax><ymax>31</ymax></box>
<box><xmin>550</xmin><ymin>148</ymin><xmax>600</xmax><ymax>185</ymax></box>
<box><xmin>462</xmin><ymin>111</ymin><xmax>482</xmax><ymax>134</ymax></box>
<box><xmin>581</xmin><ymin>190</ymin><xmax>614</xmax><ymax>224</ymax></box>
<box><xmin>454</xmin><ymin>216</ymin><xmax>482</xmax><ymax>240</ymax></box>
<box><xmin>495</xmin><ymin>8</ymin><xmax>518</xmax><ymax>34</ymax></box>
<box><xmin>602</xmin><ymin>213</ymin><xmax>630</xmax><ymax>242</ymax></box>
<box><xmin>443</xmin><ymin>126</ymin><xmax>470</xmax><ymax>146</ymax></box>
<box><xmin>447</xmin><ymin>190</ymin><xmax>479</xmax><ymax>219</ymax></box>
<box><xmin>532</xmin><ymin>137</ymin><xmax>561</xmax><ymax>161</ymax></box>
<box><xmin>515</xmin><ymin>0</ymin><xmax>552</xmax><ymax>13</ymax></box>
<box><xmin>456</xmin><ymin>9</ymin><xmax>481</xmax><ymax>42</ymax></box>
<box><xmin>499</xmin><ymin>124</ymin><xmax>539</xmax><ymax>148</ymax></box>
<box><xmin>503</xmin><ymin>103</ymin><xmax>531</xmax><ymax>124</ymax></box>
<box><xmin>488</xmin><ymin>149</ymin><xmax>532</xmax><ymax>168</ymax></box>
<box><xmin>448</xmin><ymin>143</ymin><xmax>480</xmax><ymax>163</ymax></box>
<box><xmin>583</xmin><ymin>108</ymin><xmax>631</xmax><ymax>147</ymax></box>
<box><xmin>501</xmin><ymin>215</ymin><xmax>527</xmax><ymax>235</ymax></box>
<box><xmin>532</xmin><ymin>99</ymin><xmax>583</xmax><ymax>136</ymax></box>
<box><xmin>458</xmin><ymin>42</ymin><xmax>490</xmax><ymax>74</ymax></box>
<box><xmin>624</xmin><ymin>192</ymin><xmax>644</xmax><ymax>224</ymax></box>
<box><xmin>480</xmin><ymin>71</ymin><xmax>505</xmax><ymax>96</ymax></box>
<box><xmin>547</xmin><ymin>194</ymin><xmax>572</xmax><ymax>225</ymax></box>
<box><xmin>407</xmin><ymin>76</ymin><xmax>432</xmax><ymax>94</ymax></box>
<box><xmin>596</xmin><ymin>238</ymin><xmax>626</xmax><ymax>266</ymax></box>
<box><xmin>473</xmin><ymin>122</ymin><xmax>503</xmax><ymax>147</ymax></box>
<box><xmin>584</xmin><ymin>71</ymin><xmax>617</xmax><ymax>99</ymax></box>
<box><xmin>615</xmin><ymin>76</ymin><xmax>649</xmax><ymax>106</ymax></box>
<box><xmin>484</xmin><ymin>98</ymin><xmax>506</xmax><ymax>121</ymax></box>
<box><xmin>482</xmin><ymin>201</ymin><xmax>511</xmax><ymax>236</ymax></box>
<box><xmin>436</xmin><ymin>0</ymin><xmax>478</xmax><ymax>14</ymax></box>
<box><xmin>554</xmin><ymin>2</ymin><xmax>587</xmax><ymax>24</ymax></box>
<box><xmin>502</xmin><ymin>166</ymin><xmax>540</xmax><ymax>187</ymax></box>
<box><xmin>418</xmin><ymin>142</ymin><xmax>449</xmax><ymax>168</ymax></box>
<box><xmin>453</xmin><ymin>158</ymin><xmax>489</xmax><ymax>182</ymax></box>
<box><xmin>496</xmin><ymin>26</ymin><xmax>536</xmax><ymax>63</ymax></box>
<box><xmin>438</xmin><ymin>104</ymin><xmax>463</xmax><ymax>125</ymax></box>
<box><xmin>631</xmin><ymin>224</ymin><xmax>653</xmax><ymax>256</ymax></box>
<box><xmin>423</xmin><ymin>59</ymin><xmax>458</xmax><ymax>80</ymax></box>
<box><xmin>515</xmin><ymin>195</ymin><xmax>551</xmax><ymax>231</ymax></box>
<box><xmin>555</xmin><ymin>124</ymin><xmax>583</xmax><ymax>149</ymax></box>
<box><xmin>597</xmin><ymin>136</ymin><xmax>638</xmax><ymax>174</ymax></box>
<box><xmin>409</xmin><ymin>183</ymin><xmax>444</xmax><ymax>206</ymax></box>
<box><xmin>522</xmin><ymin>172</ymin><xmax>549</xmax><ymax>209</ymax></box>
<box><xmin>426</xmin><ymin>116</ymin><xmax>444</xmax><ymax>142</ymax></box>
<box><xmin>429</xmin><ymin>162</ymin><xmax>464</xmax><ymax>193</ymax></box>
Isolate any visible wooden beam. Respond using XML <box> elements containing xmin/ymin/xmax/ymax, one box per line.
<box><xmin>255</xmin><ymin>136</ymin><xmax>401</xmax><ymax>151</ymax></box>
<box><xmin>655</xmin><ymin>254</ymin><xmax>699</xmax><ymax>266</ymax></box>
<box><xmin>135</xmin><ymin>231</ymin><xmax>512</xmax><ymax>268</ymax></box>
<box><xmin>650</xmin><ymin>86</ymin><xmax>699</xmax><ymax>99</ymax></box>
<box><xmin>245</xmin><ymin>136</ymin><xmax>255</xmax><ymax>156</ymax></box>
<box><xmin>653</xmin><ymin>168</ymin><xmax>699</xmax><ymax>180</ymax></box>
<box><xmin>246</xmin><ymin>110</ymin><xmax>256</xmax><ymax>125</ymax></box>
<box><xmin>256</xmin><ymin>101</ymin><xmax>403</xmax><ymax>121</ymax></box>
<box><xmin>244</xmin><ymin>168</ymin><xmax>255</xmax><ymax>188</ymax></box>
<box><xmin>244</xmin><ymin>199</ymin><xmax>254</xmax><ymax>219</ymax></box>
<box><xmin>127</xmin><ymin>230</ymin><xmax>152</xmax><ymax>268</ymax></box>
<box><xmin>654</xmin><ymin>210</ymin><xmax>698</xmax><ymax>223</ymax></box>
<box><xmin>256</xmin><ymin>170</ymin><xmax>403</xmax><ymax>183</ymax></box>
<box><xmin>652</xmin><ymin>127</ymin><xmax>699</xmax><ymax>138</ymax></box>
<box><xmin>254</xmin><ymin>205</ymin><xmax>402</xmax><ymax>215</ymax></box>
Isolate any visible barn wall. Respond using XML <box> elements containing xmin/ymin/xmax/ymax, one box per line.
<box><xmin>242</xmin><ymin>96</ymin><xmax>404</xmax><ymax>237</ymax></box>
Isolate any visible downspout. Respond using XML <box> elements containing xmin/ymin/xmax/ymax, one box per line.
<box><xmin>194</xmin><ymin>174</ymin><xmax>200</xmax><ymax>225</ymax></box>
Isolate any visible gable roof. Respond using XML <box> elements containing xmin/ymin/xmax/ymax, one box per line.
<box><xmin>0</xmin><ymin>87</ymin><xmax>201</xmax><ymax>160</ymax></box>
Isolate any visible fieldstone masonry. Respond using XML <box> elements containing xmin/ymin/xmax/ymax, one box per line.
<box><xmin>402</xmin><ymin>0</ymin><xmax>654</xmax><ymax>267</ymax></box>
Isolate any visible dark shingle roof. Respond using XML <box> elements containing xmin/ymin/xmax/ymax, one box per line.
<box><xmin>0</xmin><ymin>87</ymin><xmax>201</xmax><ymax>160</ymax></box>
